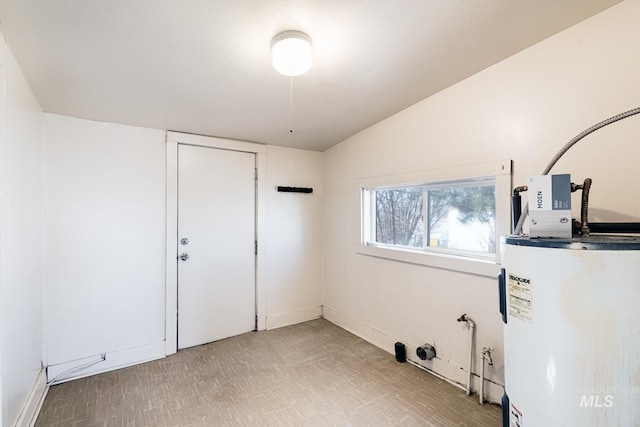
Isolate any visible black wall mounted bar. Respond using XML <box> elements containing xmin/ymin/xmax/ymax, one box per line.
<box><xmin>277</xmin><ymin>186</ymin><xmax>313</xmax><ymax>194</ymax></box>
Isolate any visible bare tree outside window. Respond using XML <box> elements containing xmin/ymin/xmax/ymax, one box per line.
<box><xmin>375</xmin><ymin>187</ymin><xmax>423</xmax><ymax>247</ymax></box>
<box><xmin>371</xmin><ymin>181</ymin><xmax>495</xmax><ymax>255</ymax></box>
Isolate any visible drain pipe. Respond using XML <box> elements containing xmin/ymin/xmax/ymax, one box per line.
<box><xmin>456</xmin><ymin>314</ymin><xmax>475</xmax><ymax>396</ymax></box>
<box><xmin>479</xmin><ymin>347</ymin><xmax>493</xmax><ymax>404</ymax></box>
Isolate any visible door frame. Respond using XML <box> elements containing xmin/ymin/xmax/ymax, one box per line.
<box><xmin>165</xmin><ymin>131</ymin><xmax>267</xmax><ymax>355</ymax></box>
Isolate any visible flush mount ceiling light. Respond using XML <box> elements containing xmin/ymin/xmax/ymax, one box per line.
<box><xmin>271</xmin><ymin>30</ymin><xmax>312</xmax><ymax>77</ymax></box>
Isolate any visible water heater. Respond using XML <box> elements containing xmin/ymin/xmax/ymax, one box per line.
<box><xmin>500</xmin><ymin>235</ymin><xmax>640</xmax><ymax>426</ymax></box>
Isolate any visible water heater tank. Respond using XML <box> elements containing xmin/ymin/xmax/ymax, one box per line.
<box><xmin>500</xmin><ymin>236</ymin><xmax>640</xmax><ymax>426</ymax></box>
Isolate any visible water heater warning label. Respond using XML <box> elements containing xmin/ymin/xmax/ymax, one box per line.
<box><xmin>508</xmin><ymin>274</ymin><xmax>533</xmax><ymax>323</ymax></box>
<box><xmin>510</xmin><ymin>402</ymin><xmax>523</xmax><ymax>426</ymax></box>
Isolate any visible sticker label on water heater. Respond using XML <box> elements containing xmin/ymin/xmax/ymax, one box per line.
<box><xmin>510</xmin><ymin>402</ymin><xmax>523</xmax><ymax>426</ymax></box>
<box><xmin>508</xmin><ymin>274</ymin><xmax>533</xmax><ymax>323</ymax></box>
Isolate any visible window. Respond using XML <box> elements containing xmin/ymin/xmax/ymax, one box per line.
<box><xmin>357</xmin><ymin>160</ymin><xmax>511</xmax><ymax>276</ymax></box>
<box><xmin>364</xmin><ymin>178</ymin><xmax>496</xmax><ymax>258</ymax></box>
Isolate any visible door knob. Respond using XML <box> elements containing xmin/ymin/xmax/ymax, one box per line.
<box><xmin>180</xmin><ymin>238</ymin><xmax>189</xmax><ymax>245</ymax></box>
<box><xmin>179</xmin><ymin>253</ymin><xmax>189</xmax><ymax>261</ymax></box>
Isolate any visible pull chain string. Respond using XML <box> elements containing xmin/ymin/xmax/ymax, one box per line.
<box><xmin>289</xmin><ymin>76</ymin><xmax>294</xmax><ymax>133</ymax></box>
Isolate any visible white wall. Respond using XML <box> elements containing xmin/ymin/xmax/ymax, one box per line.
<box><xmin>264</xmin><ymin>146</ymin><xmax>323</xmax><ymax>329</ymax></box>
<box><xmin>0</xmin><ymin>33</ymin><xmax>44</xmax><ymax>427</ymax></box>
<box><xmin>43</xmin><ymin>114</ymin><xmax>167</xmax><ymax>378</ymax></box>
<box><xmin>322</xmin><ymin>0</ymin><xmax>640</xmax><ymax>404</ymax></box>
<box><xmin>42</xmin><ymin>117</ymin><xmax>326</xmax><ymax>382</ymax></box>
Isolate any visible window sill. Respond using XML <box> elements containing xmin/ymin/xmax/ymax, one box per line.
<box><xmin>355</xmin><ymin>243</ymin><xmax>500</xmax><ymax>278</ymax></box>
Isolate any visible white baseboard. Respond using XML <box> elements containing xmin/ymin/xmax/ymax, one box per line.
<box><xmin>265</xmin><ymin>305</ymin><xmax>322</xmax><ymax>330</ymax></box>
<box><xmin>15</xmin><ymin>369</ymin><xmax>48</xmax><ymax>427</ymax></box>
<box><xmin>322</xmin><ymin>305</ymin><xmax>504</xmax><ymax>404</ymax></box>
<box><xmin>46</xmin><ymin>341</ymin><xmax>166</xmax><ymax>385</ymax></box>
<box><xmin>322</xmin><ymin>305</ymin><xmax>396</xmax><ymax>352</ymax></box>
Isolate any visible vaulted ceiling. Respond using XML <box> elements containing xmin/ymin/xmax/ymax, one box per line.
<box><xmin>0</xmin><ymin>0</ymin><xmax>622</xmax><ymax>151</ymax></box>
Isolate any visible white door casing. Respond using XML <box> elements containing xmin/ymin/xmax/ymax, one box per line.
<box><xmin>166</xmin><ymin>132</ymin><xmax>267</xmax><ymax>355</ymax></box>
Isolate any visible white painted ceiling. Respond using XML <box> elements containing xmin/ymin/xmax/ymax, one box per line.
<box><xmin>0</xmin><ymin>0</ymin><xmax>622</xmax><ymax>151</ymax></box>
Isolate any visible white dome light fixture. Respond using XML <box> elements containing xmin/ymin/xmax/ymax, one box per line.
<box><xmin>271</xmin><ymin>30</ymin><xmax>312</xmax><ymax>77</ymax></box>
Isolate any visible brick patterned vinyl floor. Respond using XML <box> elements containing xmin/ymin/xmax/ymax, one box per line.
<box><xmin>36</xmin><ymin>319</ymin><xmax>501</xmax><ymax>426</ymax></box>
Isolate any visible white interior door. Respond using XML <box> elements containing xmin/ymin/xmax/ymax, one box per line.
<box><xmin>177</xmin><ymin>144</ymin><xmax>256</xmax><ymax>349</ymax></box>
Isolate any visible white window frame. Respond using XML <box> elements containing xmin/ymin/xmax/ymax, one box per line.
<box><xmin>364</xmin><ymin>177</ymin><xmax>496</xmax><ymax>256</ymax></box>
<box><xmin>356</xmin><ymin>160</ymin><xmax>512</xmax><ymax>277</ymax></box>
